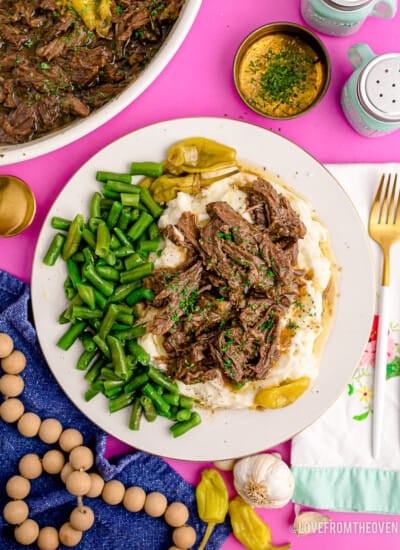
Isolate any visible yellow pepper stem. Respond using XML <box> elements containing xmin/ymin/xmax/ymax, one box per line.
<box><xmin>271</xmin><ymin>545</ymin><xmax>291</xmax><ymax>550</ymax></box>
<box><xmin>198</xmin><ymin>522</ymin><xmax>216</xmax><ymax>550</ymax></box>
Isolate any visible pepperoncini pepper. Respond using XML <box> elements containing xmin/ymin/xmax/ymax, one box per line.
<box><xmin>166</xmin><ymin>137</ymin><xmax>237</xmax><ymax>174</ymax></box>
<box><xmin>254</xmin><ymin>376</ymin><xmax>310</xmax><ymax>409</ymax></box>
<box><xmin>229</xmin><ymin>496</ymin><xmax>291</xmax><ymax>550</ymax></box>
<box><xmin>195</xmin><ymin>468</ymin><xmax>229</xmax><ymax>550</ymax></box>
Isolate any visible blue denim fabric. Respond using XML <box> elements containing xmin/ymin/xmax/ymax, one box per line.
<box><xmin>0</xmin><ymin>270</ymin><xmax>230</xmax><ymax>549</ymax></box>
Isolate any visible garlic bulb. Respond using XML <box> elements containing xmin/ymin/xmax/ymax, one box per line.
<box><xmin>213</xmin><ymin>459</ymin><xmax>236</xmax><ymax>471</ymax></box>
<box><xmin>293</xmin><ymin>506</ymin><xmax>331</xmax><ymax>535</ymax></box>
<box><xmin>233</xmin><ymin>453</ymin><xmax>294</xmax><ymax>508</ymax></box>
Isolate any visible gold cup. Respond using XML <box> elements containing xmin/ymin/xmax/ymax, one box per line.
<box><xmin>0</xmin><ymin>176</ymin><xmax>36</xmax><ymax>237</ymax></box>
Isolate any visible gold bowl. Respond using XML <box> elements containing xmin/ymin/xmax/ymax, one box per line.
<box><xmin>0</xmin><ymin>176</ymin><xmax>36</xmax><ymax>237</ymax></box>
<box><xmin>233</xmin><ymin>22</ymin><xmax>331</xmax><ymax>120</ymax></box>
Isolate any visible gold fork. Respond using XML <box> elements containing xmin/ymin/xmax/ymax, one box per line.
<box><xmin>368</xmin><ymin>173</ymin><xmax>400</xmax><ymax>459</ymax></box>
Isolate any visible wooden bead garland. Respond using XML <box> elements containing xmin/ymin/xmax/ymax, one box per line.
<box><xmin>0</xmin><ymin>333</ymin><xmax>197</xmax><ymax>549</ymax></box>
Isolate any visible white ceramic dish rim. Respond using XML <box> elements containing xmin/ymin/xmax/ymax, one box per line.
<box><xmin>31</xmin><ymin>116</ymin><xmax>375</xmax><ymax>461</ymax></box>
<box><xmin>0</xmin><ymin>0</ymin><xmax>202</xmax><ymax>167</ymax></box>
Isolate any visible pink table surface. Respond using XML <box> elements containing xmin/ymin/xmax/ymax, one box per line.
<box><xmin>1</xmin><ymin>1</ymin><xmax>400</xmax><ymax>549</ymax></box>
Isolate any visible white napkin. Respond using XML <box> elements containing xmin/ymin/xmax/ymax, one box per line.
<box><xmin>291</xmin><ymin>163</ymin><xmax>400</xmax><ymax>514</ymax></box>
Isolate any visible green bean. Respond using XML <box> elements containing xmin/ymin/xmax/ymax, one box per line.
<box><xmin>66</xmin><ymin>258</ymin><xmax>82</xmax><ymax>289</ymax></box>
<box><xmin>43</xmin><ymin>233</ymin><xmax>66</xmax><ymax>266</ymax></box>
<box><xmin>142</xmin><ymin>383</ymin><xmax>170</xmax><ymax>414</ymax></box>
<box><xmin>115</xmin><ymin>313</ymin><xmax>134</xmax><ymax>326</ymax></box>
<box><xmin>95</xmin><ymin>264</ymin><xmax>120</xmax><ymax>282</ymax></box>
<box><xmin>115</xmin><ymin>324</ymin><xmax>146</xmax><ymax>341</ymax></box>
<box><xmin>179</xmin><ymin>395</ymin><xmax>194</xmax><ymax>410</ymax></box>
<box><xmin>84</xmin><ymin>382</ymin><xmax>102</xmax><ymax>401</ymax></box>
<box><xmin>70</xmin><ymin>251</ymin><xmax>85</xmax><ymax>263</ymax></box>
<box><xmin>82</xmin><ymin>246</ymin><xmax>96</xmax><ymax>264</ymax></box>
<box><xmin>100</xmin><ymin>198</ymin><xmax>114</xmax><ymax>210</ymax></box>
<box><xmin>76</xmin><ymin>349</ymin><xmax>98</xmax><ymax>371</ymax></box>
<box><xmin>90</xmin><ymin>192</ymin><xmax>102</xmax><ymax>218</ymax></box>
<box><xmin>148</xmin><ymin>222</ymin><xmax>161</xmax><ymax>241</ymax></box>
<box><xmin>139</xmin><ymin>187</ymin><xmax>163</xmax><ymax>218</ymax></box>
<box><xmin>104</xmin><ymin>379</ymin><xmax>125</xmax><ymax>397</ymax></box>
<box><xmin>127</xmin><ymin>211</ymin><xmax>154</xmax><ymax>241</ymax></box>
<box><xmin>81</xmin><ymin>333</ymin><xmax>96</xmax><ymax>352</ymax></box>
<box><xmin>98</xmin><ymin>304</ymin><xmax>119</xmax><ymax>339</ymax></box>
<box><xmin>101</xmin><ymin>187</ymin><xmax>120</xmax><ymax>200</ymax></box>
<box><xmin>82</xmin><ymin>228</ymin><xmax>96</xmax><ymax>249</ymax></box>
<box><xmin>147</xmin><ymin>365</ymin><xmax>178</xmax><ymax>393</ymax></box>
<box><xmin>120</xmin><ymin>262</ymin><xmax>154</xmax><ymax>284</ymax></box>
<box><xmin>140</xmin><ymin>395</ymin><xmax>157</xmax><ymax>422</ymax></box>
<box><xmin>175</xmin><ymin>408</ymin><xmax>191</xmax><ymax>422</ymax></box>
<box><xmin>109</xmin><ymin>392</ymin><xmax>135</xmax><ymax>413</ymax></box>
<box><xmin>62</xmin><ymin>214</ymin><xmax>84</xmax><ymax>260</ymax></box>
<box><xmin>101</xmin><ymin>367</ymin><xmax>121</xmax><ymax>381</ymax></box>
<box><xmin>64</xmin><ymin>286</ymin><xmax>76</xmax><ymax>300</ymax></box>
<box><xmin>92</xmin><ymin>334</ymin><xmax>111</xmax><ymax>358</ymax></box>
<box><xmin>163</xmin><ymin>392</ymin><xmax>180</xmax><ymax>407</ymax></box>
<box><xmin>95</xmin><ymin>221</ymin><xmax>111</xmax><ymax>258</ymax></box>
<box><xmin>117</xmin><ymin>208</ymin><xmax>132</xmax><ymax>231</ymax></box>
<box><xmin>131</xmin><ymin>209</ymin><xmax>140</xmax><ymax>221</ymax></box>
<box><xmin>123</xmin><ymin>372</ymin><xmax>149</xmax><ymax>393</ymax></box>
<box><xmin>57</xmin><ymin>321</ymin><xmax>86</xmax><ymax>350</ymax></box>
<box><xmin>113</xmin><ymin>227</ymin><xmax>132</xmax><ymax>248</ymax></box>
<box><xmin>103</xmin><ymin>251</ymin><xmax>117</xmax><ymax>267</ymax></box>
<box><xmin>93</xmin><ymin>288</ymin><xmax>108</xmax><ymax>310</ymax></box>
<box><xmin>106</xmin><ymin>201</ymin><xmax>123</xmax><ymax>229</ymax></box>
<box><xmin>126</xmin><ymin>288</ymin><xmax>154</xmax><ymax>307</ymax></box>
<box><xmin>124</xmin><ymin>252</ymin><xmax>145</xmax><ymax>272</ymax></box>
<box><xmin>130</xmin><ymin>161</ymin><xmax>164</xmax><ymax>178</ymax></box>
<box><xmin>96</xmin><ymin>171</ymin><xmax>132</xmax><ymax>184</ymax></box>
<box><xmin>111</xmin><ymin>323</ymin><xmax>132</xmax><ymax>332</ymax></box>
<box><xmin>108</xmin><ymin>281</ymin><xmax>142</xmax><ymax>303</ymax></box>
<box><xmin>127</xmin><ymin>341</ymin><xmax>150</xmax><ymax>366</ymax></box>
<box><xmin>107</xmin><ymin>335</ymin><xmax>129</xmax><ymax>379</ymax></box>
<box><xmin>82</xmin><ymin>263</ymin><xmax>115</xmax><ymax>297</ymax></box>
<box><xmin>60</xmin><ymin>294</ymin><xmax>83</xmax><ymax>322</ymax></box>
<box><xmin>169</xmin><ymin>412</ymin><xmax>202</xmax><ymax>438</ymax></box>
<box><xmin>137</xmin><ymin>240</ymin><xmax>160</xmax><ymax>254</ymax></box>
<box><xmin>129</xmin><ymin>398</ymin><xmax>143</xmax><ymax>430</ymax></box>
<box><xmin>114</xmin><ymin>246</ymin><xmax>135</xmax><ymax>258</ymax></box>
<box><xmin>76</xmin><ymin>284</ymin><xmax>96</xmax><ymax>310</ymax></box>
<box><xmin>51</xmin><ymin>217</ymin><xmax>71</xmax><ymax>231</ymax></box>
<box><xmin>88</xmin><ymin>216</ymin><xmax>102</xmax><ymax>233</ymax></box>
<box><xmin>72</xmin><ymin>306</ymin><xmax>103</xmax><ymax>320</ymax></box>
<box><xmin>121</xmin><ymin>193</ymin><xmax>140</xmax><ymax>207</ymax></box>
<box><xmin>84</xmin><ymin>357</ymin><xmax>105</xmax><ymax>383</ymax></box>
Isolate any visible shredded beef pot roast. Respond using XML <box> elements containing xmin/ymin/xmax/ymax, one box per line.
<box><xmin>0</xmin><ymin>0</ymin><xmax>183</xmax><ymax>144</ymax></box>
<box><xmin>146</xmin><ymin>178</ymin><xmax>308</xmax><ymax>388</ymax></box>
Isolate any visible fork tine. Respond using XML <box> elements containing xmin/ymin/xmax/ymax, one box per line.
<box><xmin>393</xmin><ymin>174</ymin><xmax>400</xmax><ymax>224</ymax></box>
<box><xmin>379</xmin><ymin>173</ymin><xmax>391</xmax><ymax>224</ymax></box>
<box><xmin>370</xmin><ymin>174</ymin><xmax>386</xmax><ymax>224</ymax></box>
<box><xmin>387</xmin><ymin>174</ymin><xmax>397</xmax><ymax>224</ymax></box>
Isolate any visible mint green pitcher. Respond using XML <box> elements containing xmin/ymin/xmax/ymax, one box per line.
<box><xmin>301</xmin><ymin>0</ymin><xmax>397</xmax><ymax>36</ymax></box>
<box><xmin>341</xmin><ymin>44</ymin><xmax>400</xmax><ymax>137</ymax></box>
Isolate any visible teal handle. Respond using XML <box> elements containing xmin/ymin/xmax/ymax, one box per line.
<box><xmin>372</xmin><ymin>0</ymin><xmax>397</xmax><ymax>18</ymax></box>
<box><xmin>348</xmin><ymin>44</ymin><xmax>375</xmax><ymax>69</ymax></box>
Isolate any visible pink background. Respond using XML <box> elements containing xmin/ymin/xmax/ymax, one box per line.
<box><xmin>1</xmin><ymin>1</ymin><xmax>400</xmax><ymax>548</ymax></box>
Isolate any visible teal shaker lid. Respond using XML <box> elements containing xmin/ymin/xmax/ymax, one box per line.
<box><xmin>357</xmin><ymin>53</ymin><xmax>400</xmax><ymax>122</ymax></box>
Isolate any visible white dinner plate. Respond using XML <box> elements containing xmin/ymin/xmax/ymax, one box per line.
<box><xmin>31</xmin><ymin>117</ymin><xmax>375</xmax><ymax>461</ymax></box>
<box><xmin>0</xmin><ymin>1</ymin><xmax>202</xmax><ymax>166</ymax></box>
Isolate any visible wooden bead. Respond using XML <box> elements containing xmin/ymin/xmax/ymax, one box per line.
<box><xmin>38</xmin><ymin>418</ymin><xmax>63</xmax><ymax>444</ymax></box>
<box><xmin>0</xmin><ymin>333</ymin><xmax>13</xmax><ymax>358</ymax></box>
<box><xmin>59</xmin><ymin>428</ymin><xmax>83</xmax><ymax>453</ymax></box>
<box><xmin>0</xmin><ymin>397</ymin><xmax>24</xmax><ymax>422</ymax></box>
<box><xmin>3</xmin><ymin>499</ymin><xmax>29</xmax><ymax>525</ymax></box>
<box><xmin>0</xmin><ymin>374</ymin><xmax>24</xmax><ymax>397</ymax></box>
<box><xmin>17</xmin><ymin>412</ymin><xmax>41</xmax><ymax>438</ymax></box>
<box><xmin>65</xmin><ymin>471</ymin><xmax>91</xmax><ymax>496</ymax></box>
<box><xmin>1</xmin><ymin>349</ymin><xmax>26</xmax><ymax>374</ymax></box>
<box><xmin>102</xmin><ymin>479</ymin><xmax>125</xmax><ymax>505</ymax></box>
<box><xmin>42</xmin><ymin>449</ymin><xmax>65</xmax><ymax>475</ymax></box>
<box><xmin>123</xmin><ymin>486</ymin><xmax>146</xmax><ymax>512</ymax></box>
<box><xmin>164</xmin><ymin>502</ymin><xmax>189</xmax><ymax>528</ymax></box>
<box><xmin>172</xmin><ymin>525</ymin><xmax>197</xmax><ymax>549</ymax></box>
<box><xmin>70</xmin><ymin>505</ymin><xmax>95</xmax><ymax>531</ymax></box>
<box><xmin>18</xmin><ymin>453</ymin><xmax>43</xmax><ymax>480</ymax></box>
<box><xmin>37</xmin><ymin>526</ymin><xmax>59</xmax><ymax>550</ymax></box>
<box><xmin>69</xmin><ymin>445</ymin><xmax>93</xmax><ymax>471</ymax></box>
<box><xmin>60</xmin><ymin>462</ymin><xmax>74</xmax><ymax>484</ymax></box>
<box><xmin>58</xmin><ymin>522</ymin><xmax>82</xmax><ymax>547</ymax></box>
<box><xmin>14</xmin><ymin>518</ymin><xmax>39</xmax><ymax>545</ymax></box>
<box><xmin>5</xmin><ymin>475</ymin><xmax>31</xmax><ymax>499</ymax></box>
<box><xmin>144</xmin><ymin>491</ymin><xmax>168</xmax><ymax>518</ymax></box>
<box><xmin>86</xmin><ymin>472</ymin><xmax>105</xmax><ymax>498</ymax></box>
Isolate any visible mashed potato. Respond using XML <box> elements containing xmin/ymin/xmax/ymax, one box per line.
<box><xmin>139</xmin><ymin>168</ymin><xmax>336</xmax><ymax>410</ymax></box>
